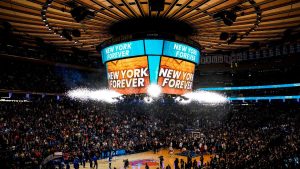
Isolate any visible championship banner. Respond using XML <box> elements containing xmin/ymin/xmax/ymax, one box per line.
<box><xmin>263</xmin><ymin>49</ymin><xmax>269</xmax><ymax>58</ymax></box>
<box><xmin>256</xmin><ymin>50</ymin><xmax>260</xmax><ymax>59</ymax></box>
<box><xmin>158</xmin><ymin>56</ymin><xmax>195</xmax><ymax>95</ymax></box>
<box><xmin>290</xmin><ymin>43</ymin><xmax>295</xmax><ymax>54</ymax></box>
<box><xmin>107</xmin><ymin>56</ymin><xmax>150</xmax><ymax>94</ymax></box>
<box><xmin>283</xmin><ymin>44</ymin><xmax>289</xmax><ymax>55</ymax></box>
<box><xmin>276</xmin><ymin>46</ymin><xmax>281</xmax><ymax>56</ymax></box>
<box><xmin>296</xmin><ymin>42</ymin><xmax>300</xmax><ymax>53</ymax></box>
<box><xmin>269</xmin><ymin>48</ymin><xmax>274</xmax><ymax>57</ymax></box>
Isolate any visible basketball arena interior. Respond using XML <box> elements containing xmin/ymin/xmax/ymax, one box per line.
<box><xmin>1</xmin><ymin>0</ymin><xmax>300</xmax><ymax>169</ymax></box>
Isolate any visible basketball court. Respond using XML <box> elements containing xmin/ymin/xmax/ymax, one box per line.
<box><xmin>73</xmin><ymin>149</ymin><xmax>212</xmax><ymax>169</ymax></box>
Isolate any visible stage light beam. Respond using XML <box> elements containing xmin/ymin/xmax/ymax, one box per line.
<box><xmin>182</xmin><ymin>91</ymin><xmax>228</xmax><ymax>104</ymax></box>
<box><xmin>143</xmin><ymin>96</ymin><xmax>154</xmax><ymax>104</ymax></box>
<box><xmin>147</xmin><ymin>84</ymin><xmax>162</xmax><ymax>98</ymax></box>
<box><xmin>67</xmin><ymin>88</ymin><xmax>122</xmax><ymax>103</ymax></box>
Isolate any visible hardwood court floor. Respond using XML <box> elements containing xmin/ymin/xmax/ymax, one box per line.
<box><xmin>73</xmin><ymin>149</ymin><xmax>213</xmax><ymax>169</ymax></box>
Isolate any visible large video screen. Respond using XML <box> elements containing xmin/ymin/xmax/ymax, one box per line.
<box><xmin>101</xmin><ymin>40</ymin><xmax>200</xmax><ymax>64</ymax></box>
<box><xmin>107</xmin><ymin>56</ymin><xmax>150</xmax><ymax>94</ymax></box>
<box><xmin>101</xmin><ymin>39</ymin><xmax>200</xmax><ymax>95</ymax></box>
<box><xmin>158</xmin><ymin>56</ymin><xmax>195</xmax><ymax>95</ymax></box>
<box><xmin>102</xmin><ymin>40</ymin><xmax>145</xmax><ymax>63</ymax></box>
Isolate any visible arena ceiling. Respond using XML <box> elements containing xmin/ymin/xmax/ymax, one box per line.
<box><xmin>0</xmin><ymin>0</ymin><xmax>300</xmax><ymax>56</ymax></box>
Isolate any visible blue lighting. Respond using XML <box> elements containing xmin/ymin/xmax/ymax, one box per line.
<box><xmin>163</xmin><ymin>41</ymin><xmax>200</xmax><ymax>64</ymax></box>
<box><xmin>199</xmin><ymin>83</ymin><xmax>300</xmax><ymax>91</ymax></box>
<box><xmin>228</xmin><ymin>95</ymin><xmax>300</xmax><ymax>101</ymax></box>
<box><xmin>145</xmin><ymin>39</ymin><xmax>163</xmax><ymax>55</ymax></box>
<box><xmin>100</xmin><ymin>39</ymin><xmax>200</xmax><ymax>64</ymax></box>
<box><xmin>101</xmin><ymin>40</ymin><xmax>145</xmax><ymax>63</ymax></box>
<box><xmin>148</xmin><ymin>55</ymin><xmax>161</xmax><ymax>84</ymax></box>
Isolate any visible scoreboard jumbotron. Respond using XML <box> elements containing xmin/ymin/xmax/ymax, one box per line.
<box><xmin>100</xmin><ymin>39</ymin><xmax>200</xmax><ymax>95</ymax></box>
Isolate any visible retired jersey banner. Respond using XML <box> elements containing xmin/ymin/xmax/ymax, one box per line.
<box><xmin>107</xmin><ymin>56</ymin><xmax>150</xmax><ymax>94</ymax></box>
<box><xmin>158</xmin><ymin>56</ymin><xmax>195</xmax><ymax>95</ymax></box>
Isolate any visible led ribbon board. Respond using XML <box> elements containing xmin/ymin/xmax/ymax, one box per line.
<box><xmin>198</xmin><ymin>83</ymin><xmax>300</xmax><ymax>91</ymax></box>
<box><xmin>228</xmin><ymin>95</ymin><xmax>300</xmax><ymax>101</ymax></box>
<box><xmin>199</xmin><ymin>83</ymin><xmax>300</xmax><ymax>102</ymax></box>
<box><xmin>101</xmin><ymin>40</ymin><xmax>145</xmax><ymax>63</ymax></box>
<box><xmin>101</xmin><ymin>40</ymin><xmax>200</xmax><ymax>64</ymax></box>
<box><xmin>101</xmin><ymin>39</ymin><xmax>200</xmax><ymax>95</ymax></box>
<box><xmin>163</xmin><ymin>41</ymin><xmax>199</xmax><ymax>64</ymax></box>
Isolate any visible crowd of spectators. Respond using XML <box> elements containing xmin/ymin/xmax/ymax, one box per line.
<box><xmin>0</xmin><ymin>99</ymin><xmax>189</xmax><ymax>169</ymax></box>
<box><xmin>0</xmin><ymin>99</ymin><xmax>299</xmax><ymax>169</ymax></box>
<box><xmin>1</xmin><ymin>17</ymin><xmax>300</xmax><ymax>169</ymax></box>
<box><xmin>195</xmin><ymin>103</ymin><xmax>300</xmax><ymax>169</ymax></box>
<box><xmin>0</xmin><ymin>38</ymin><xmax>101</xmax><ymax>68</ymax></box>
<box><xmin>0</xmin><ymin>58</ymin><xmax>104</xmax><ymax>93</ymax></box>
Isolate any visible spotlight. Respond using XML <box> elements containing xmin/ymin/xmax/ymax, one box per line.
<box><xmin>62</xmin><ymin>29</ymin><xmax>72</xmax><ymax>41</ymax></box>
<box><xmin>72</xmin><ymin>29</ymin><xmax>81</xmax><ymax>37</ymax></box>
<box><xmin>144</xmin><ymin>96</ymin><xmax>153</xmax><ymax>104</ymax></box>
<box><xmin>227</xmin><ymin>33</ymin><xmax>238</xmax><ymax>44</ymax></box>
<box><xmin>70</xmin><ymin>6</ymin><xmax>95</xmax><ymax>23</ymax></box>
<box><xmin>147</xmin><ymin>84</ymin><xmax>162</xmax><ymax>98</ymax></box>
<box><xmin>149</xmin><ymin>0</ymin><xmax>165</xmax><ymax>12</ymax></box>
<box><xmin>214</xmin><ymin>10</ymin><xmax>237</xmax><ymax>26</ymax></box>
<box><xmin>175</xmin><ymin>96</ymin><xmax>191</xmax><ymax>104</ymax></box>
<box><xmin>183</xmin><ymin>91</ymin><xmax>228</xmax><ymax>104</ymax></box>
<box><xmin>257</xmin><ymin>13</ymin><xmax>262</xmax><ymax>18</ymax></box>
<box><xmin>67</xmin><ymin>88</ymin><xmax>122</xmax><ymax>103</ymax></box>
<box><xmin>220</xmin><ymin>32</ymin><xmax>229</xmax><ymax>40</ymax></box>
<box><xmin>213</xmin><ymin>11</ymin><xmax>224</xmax><ymax>22</ymax></box>
<box><xmin>223</xmin><ymin>10</ymin><xmax>237</xmax><ymax>26</ymax></box>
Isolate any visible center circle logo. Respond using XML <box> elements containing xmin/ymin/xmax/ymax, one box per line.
<box><xmin>129</xmin><ymin>159</ymin><xmax>159</xmax><ymax>166</ymax></box>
